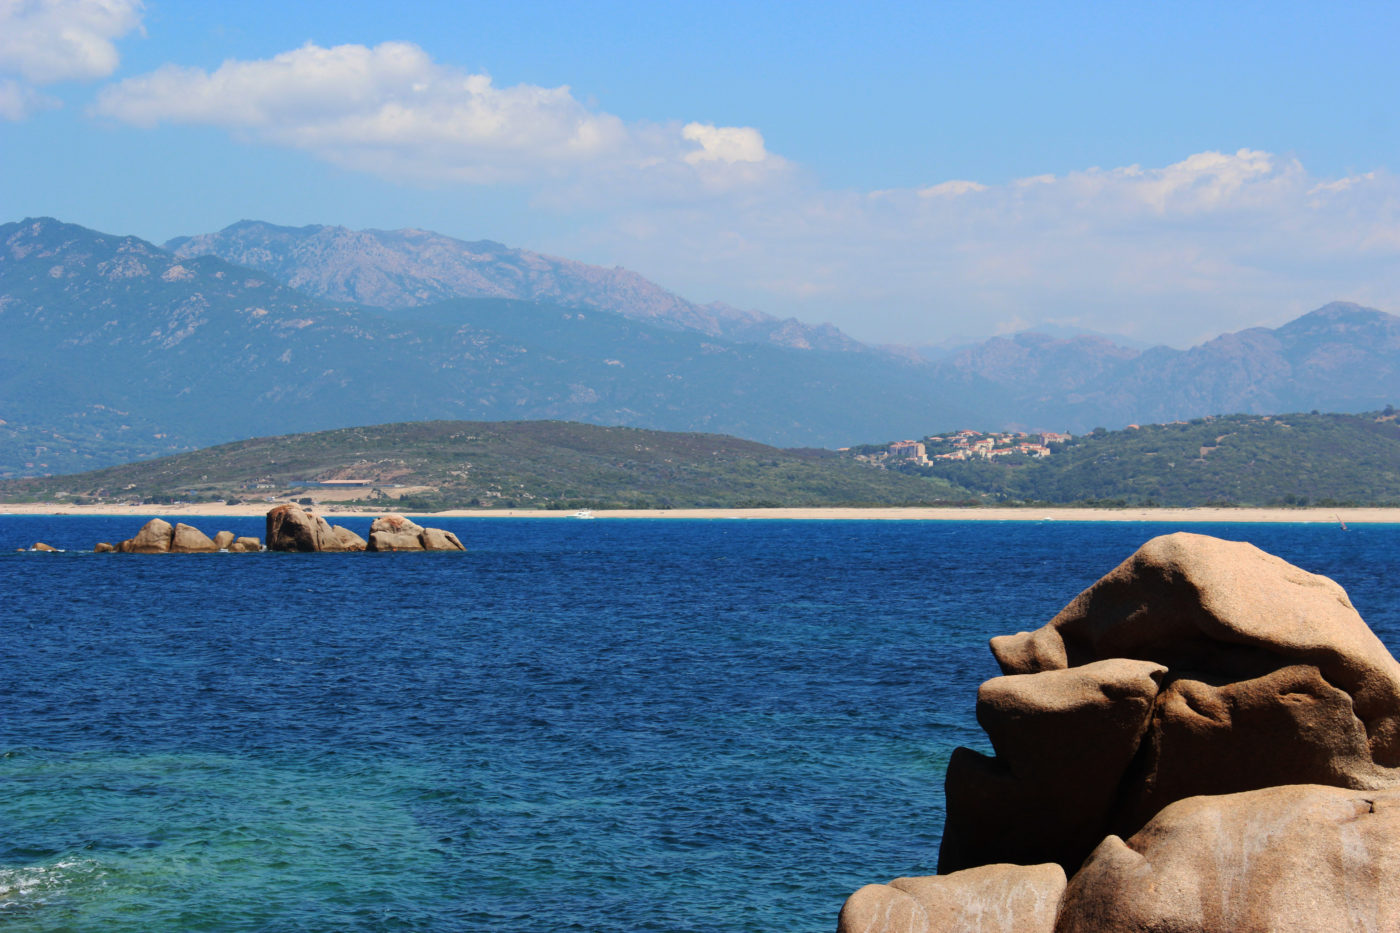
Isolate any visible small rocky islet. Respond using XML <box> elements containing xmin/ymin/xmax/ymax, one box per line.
<box><xmin>28</xmin><ymin>502</ymin><xmax>464</xmax><ymax>553</ymax></box>
<box><xmin>840</xmin><ymin>532</ymin><xmax>1400</xmax><ymax>932</ymax></box>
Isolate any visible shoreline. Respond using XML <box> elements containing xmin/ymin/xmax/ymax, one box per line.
<box><xmin>0</xmin><ymin>503</ymin><xmax>1397</xmax><ymax>523</ymax></box>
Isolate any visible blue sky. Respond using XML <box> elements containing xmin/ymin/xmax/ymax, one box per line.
<box><xmin>3</xmin><ymin>0</ymin><xmax>1400</xmax><ymax>347</ymax></box>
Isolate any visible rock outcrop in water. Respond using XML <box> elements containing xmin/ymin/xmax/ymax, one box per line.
<box><xmin>367</xmin><ymin>514</ymin><xmax>465</xmax><ymax>552</ymax></box>
<box><xmin>90</xmin><ymin>507</ymin><xmax>460</xmax><ymax>554</ymax></box>
<box><xmin>170</xmin><ymin>523</ymin><xmax>219</xmax><ymax>553</ymax></box>
<box><xmin>265</xmin><ymin>502</ymin><xmax>364</xmax><ymax>552</ymax></box>
<box><xmin>839</xmin><ymin>532</ymin><xmax>1400</xmax><ymax>933</ymax></box>
<box><xmin>116</xmin><ymin>518</ymin><xmax>175</xmax><ymax>553</ymax></box>
<box><xmin>114</xmin><ymin>518</ymin><xmax>261</xmax><ymax>553</ymax></box>
<box><xmin>264</xmin><ymin>504</ymin><xmax>459</xmax><ymax>552</ymax></box>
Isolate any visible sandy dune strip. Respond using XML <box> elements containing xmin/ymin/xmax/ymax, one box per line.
<box><xmin>0</xmin><ymin>503</ymin><xmax>1396</xmax><ymax>523</ymax></box>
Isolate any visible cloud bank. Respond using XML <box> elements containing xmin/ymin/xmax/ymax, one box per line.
<box><xmin>87</xmin><ymin>39</ymin><xmax>1400</xmax><ymax>345</ymax></box>
<box><xmin>0</xmin><ymin>0</ymin><xmax>143</xmax><ymax>118</ymax></box>
<box><xmin>95</xmin><ymin>41</ymin><xmax>786</xmax><ymax>194</ymax></box>
<box><xmin>594</xmin><ymin>148</ymin><xmax>1400</xmax><ymax>345</ymax></box>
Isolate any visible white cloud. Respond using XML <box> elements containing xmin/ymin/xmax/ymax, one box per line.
<box><xmin>918</xmin><ymin>179</ymin><xmax>987</xmax><ymax>198</ymax></box>
<box><xmin>0</xmin><ymin>0</ymin><xmax>143</xmax><ymax>83</ymax></box>
<box><xmin>0</xmin><ymin>0</ymin><xmax>143</xmax><ymax>120</ymax></box>
<box><xmin>578</xmin><ymin>149</ymin><xmax>1400</xmax><ymax>347</ymax></box>
<box><xmin>95</xmin><ymin>41</ymin><xmax>785</xmax><ymax>192</ymax></box>
<box><xmin>78</xmin><ymin>35</ymin><xmax>1400</xmax><ymax>346</ymax></box>
<box><xmin>682</xmin><ymin>123</ymin><xmax>768</xmax><ymax>164</ymax></box>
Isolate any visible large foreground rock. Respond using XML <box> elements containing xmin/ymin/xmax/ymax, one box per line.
<box><xmin>1057</xmin><ymin>783</ymin><xmax>1400</xmax><ymax>933</ymax></box>
<box><xmin>839</xmin><ymin>532</ymin><xmax>1400</xmax><ymax>930</ymax></box>
<box><xmin>838</xmin><ymin>863</ymin><xmax>1065</xmax><ymax>933</ymax></box>
<box><xmin>939</xmin><ymin>532</ymin><xmax>1400</xmax><ymax>874</ymax></box>
<box><xmin>941</xmin><ymin>659</ymin><xmax>1165</xmax><ymax>872</ymax></box>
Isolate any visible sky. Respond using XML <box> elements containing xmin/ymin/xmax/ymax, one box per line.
<box><xmin>3</xmin><ymin>0</ymin><xmax>1400</xmax><ymax>348</ymax></box>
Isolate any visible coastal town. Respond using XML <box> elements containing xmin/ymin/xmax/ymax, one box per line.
<box><xmin>854</xmin><ymin>429</ymin><xmax>1075</xmax><ymax>466</ymax></box>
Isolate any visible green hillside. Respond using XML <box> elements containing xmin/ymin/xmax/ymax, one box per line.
<box><xmin>885</xmin><ymin>410</ymin><xmax>1400</xmax><ymax>506</ymax></box>
<box><xmin>0</xmin><ymin>420</ymin><xmax>974</xmax><ymax>510</ymax></box>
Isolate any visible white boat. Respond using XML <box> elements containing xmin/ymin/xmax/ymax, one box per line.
<box><xmin>571</xmin><ymin>509</ymin><xmax>595</xmax><ymax>520</ymax></box>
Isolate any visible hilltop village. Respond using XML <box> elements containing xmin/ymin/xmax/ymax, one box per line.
<box><xmin>853</xmin><ymin>429</ymin><xmax>1075</xmax><ymax>465</ymax></box>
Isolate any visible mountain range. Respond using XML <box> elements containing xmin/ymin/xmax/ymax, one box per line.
<box><xmin>167</xmin><ymin>221</ymin><xmax>864</xmax><ymax>352</ymax></box>
<box><xmin>0</xmin><ymin>218</ymin><xmax>970</xmax><ymax>475</ymax></box>
<box><xmin>2</xmin><ymin>216</ymin><xmax>1398</xmax><ymax>476</ymax></box>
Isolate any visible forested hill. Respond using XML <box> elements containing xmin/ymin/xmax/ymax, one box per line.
<box><xmin>0</xmin><ymin>420</ymin><xmax>972</xmax><ymax>510</ymax></box>
<box><xmin>887</xmin><ymin>410</ymin><xmax>1400</xmax><ymax>507</ymax></box>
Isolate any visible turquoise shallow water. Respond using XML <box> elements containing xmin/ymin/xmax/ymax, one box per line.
<box><xmin>1</xmin><ymin>517</ymin><xmax>1397</xmax><ymax>931</ymax></box>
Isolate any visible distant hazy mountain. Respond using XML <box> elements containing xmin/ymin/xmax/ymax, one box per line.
<box><xmin>903</xmin><ymin>324</ymin><xmax>1154</xmax><ymax>362</ymax></box>
<box><xmin>168</xmin><ymin>220</ymin><xmax>865</xmax><ymax>352</ymax></box>
<box><xmin>918</xmin><ymin>304</ymin><xmax>1400</xmax><ymax>431</ymax></box>
<box><xmin>0</xmin><ymin>218</ymin><xmax>962</xmax><ymax>475</ymax></box>
<box><xmin>4</xmin><ymin>217</ymin><xmax>1398</xmax><ymax>478</ymax></box>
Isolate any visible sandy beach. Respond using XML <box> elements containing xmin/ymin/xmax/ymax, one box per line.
<box><xmin>0</xmin><ymin>502</ymin><xmax>1396</xmax><ymax>523</ymax></box>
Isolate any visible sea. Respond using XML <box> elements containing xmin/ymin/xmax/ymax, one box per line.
<box><xmin>1</xmin><ymin>516</ymin><xmax>1397</xmax><ymax>932</ymax></box>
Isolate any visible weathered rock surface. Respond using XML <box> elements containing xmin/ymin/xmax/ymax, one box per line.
<box><xmin>265</xmin><ymin>503</ymin><xmax>381</xmax><ymax>551</ymax></box>
<box><xmin>170</xmin><ymin>523</ymin><xmax>218</xmax><ymax>553</ymax></box>
<box><xmin>420</xmin><ymin>526</ymin><xmax>465</xmax><ymax>551</ymax></box>
<box><xmin>100</xmin><ymin>522</ymin><xmax>256</xmax><ymax>553</ymax></box>
<box><xmin>940</xmin><ymin>659</ymin><xmax>1166</xmax><ymax>872</ymax></box>
<box><xmin>231</xmin><ymin>535</ymin><xmax>263</xmax><ymax>552</ymax></box>
<box><xmin>838</xmin><ymin>863</ymin><xmax>1065</xmax><ymax>933</ymax></box>
<box><xmin>117</xmin><ymin>518</ymin><xmax>173</xmax><ymax>553</ymax></box>
<box><xmin>366</xmin><ymin>514</ymin><xmax>463</xmax><ymax>551</ymax></box>
<box><xmin>266</xmin><ymin>502</ymin><xmax>333</xmax><ymax>552</ymax></box>
<box><xmin>327</xmin><ymin>524</ymin><xmax>367</xmax><ymax>552</ymax></box>
<box><xmin>990</xmin><ymin>532</ymin><xmax>1400</xmax><ymax>762</ymax></box>
<box><xmin>30</xmin><ymin>541</ymin><xmax>59</xmax><ymax>552</ymax></box>
<box><xmin>940</xmin><ymin>532</ymin><xmax>1400</xmax><ymax>873</ymax></box>
<box><xmin>1057</xmin><ymin>783</ymin><xmax>1400</xmax><ymax>933</ymax></box>
<box><xmin>840</xmin><ymin>533</ymin><xmax>1400</xmax><ymax>933</ymax></box>
<box><xmin>367</xmin><ymin>514</ymin><xmax>426</xmax><ymax>551</ymax></box>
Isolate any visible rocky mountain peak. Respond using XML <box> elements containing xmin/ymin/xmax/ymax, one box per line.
<box><xmin>167</xmin><ymin>220</ymin><xmax>868</xmax><ymax>352</ymax></box>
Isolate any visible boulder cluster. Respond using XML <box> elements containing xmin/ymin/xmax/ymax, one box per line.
<box><xmin>264</xmin><ymin>502</ymin><xmax>463</xmax><ymax>552</ymax></box>
<box><xmin>42</xmin><ymin>504</ymin><xmax>467</xmax><ymax>554</ymax></box>
<box><xmin>99</xmin><ymin>518</ymin><xmax>263</xmax><ymax>553</ymax></box>
<box><xmin>839</xmin><ymin>532</ymin><xmax>1400</xmax><ymax>933</ymax></box>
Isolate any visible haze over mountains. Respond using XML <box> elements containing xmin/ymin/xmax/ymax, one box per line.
<box><xmin>2</xmin><ymin>216</ymin><xmax>1398</xmax><ymax>477</ymax></box>
<box><xmin>168</xmin><ymin>221</ymin><xmax>865</xmax><ymax>353</ymax></box>
<box><xmin>1</xmin><ymin>217</ymin><xmax>969</xmax><ymax>475</ymax></box>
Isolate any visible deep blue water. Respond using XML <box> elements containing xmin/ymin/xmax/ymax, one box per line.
<box><xmin>1</xmin><ymin>516</ymin><xmax>1397</xmax><ymax>931</ymax></box>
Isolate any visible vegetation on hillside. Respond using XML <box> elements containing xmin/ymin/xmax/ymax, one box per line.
<box><xmin>0</xmin><ymin>420</ymin><xmax>974</xmax><ymax>510</ymax></box>
<box><xmin>883</xmin><ymin>410</ymin><xmax>1400</xmax><ymax>506</ymax></box>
